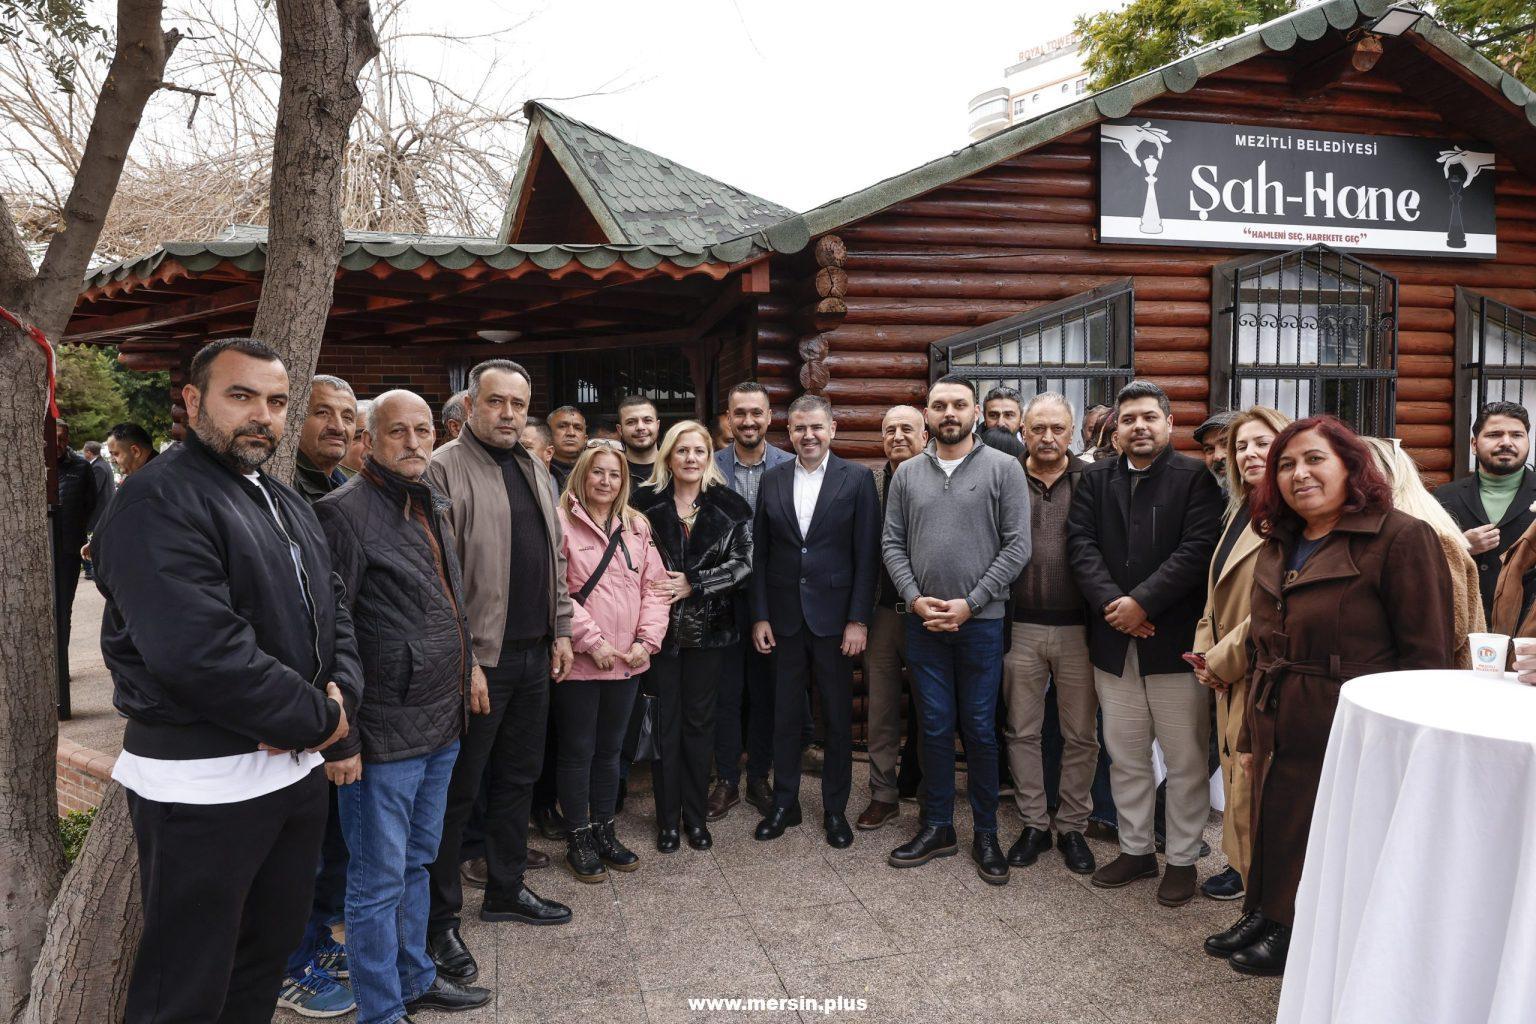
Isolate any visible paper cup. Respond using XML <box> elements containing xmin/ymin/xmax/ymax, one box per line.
<box><xmin>1469</xmin><ymin>632</ymin><xmax>1510</xmax><ymax>673</ymax></box>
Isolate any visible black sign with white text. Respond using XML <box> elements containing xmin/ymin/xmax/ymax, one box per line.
<box><xmin>1098</xmin><ymin>118</ymin><xmax>1496</xmax><ymax>258</ymax></box>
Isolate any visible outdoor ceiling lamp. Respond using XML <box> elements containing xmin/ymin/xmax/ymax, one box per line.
<box><xmin>1367</xmin><ymin>4</ymin><xmax>1425</xmax><ymax>37</ymax></box>
<box><xmin>476</xmin><ymin>329</ymin><xmax>521</xmax><ymax>344</ymax></box>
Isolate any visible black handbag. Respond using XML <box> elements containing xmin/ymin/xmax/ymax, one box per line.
<box><xmin>631</xmin><ymin>691</ymin><xmax>661</xmax><ymax>763</ymax></box>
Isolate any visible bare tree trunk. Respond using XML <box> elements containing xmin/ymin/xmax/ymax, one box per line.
<box><xmin>19</xmin><ymin>786</ymin><xmax>141</xmax><ymax>1024</ymax></box>
<box><xmin>252</xmin><ymin>0</ymin><xmax>379</xmax><ymax>485</ymax></box>
<box><xmin>0</xmin><ymin>3</ymin><xmax>177</xmax><ymax>1016</ymax></box>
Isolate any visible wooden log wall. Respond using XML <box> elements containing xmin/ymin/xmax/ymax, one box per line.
<box><xmin>766</xmin><ymin>54</ymin><xmax>1536</xmax><ymax>483</ymax></box>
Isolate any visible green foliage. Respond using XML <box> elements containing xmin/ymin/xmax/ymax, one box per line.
<box><xmin>0</xmin><ymin>0</ymin><xmax>107</xmax><ymax>93</ymax></box>
<box><xmin>55</xmin><ymin>343</ymin><xmax>127</xmax><ymax>444</ymax></box>
<box><xmin>1438</xmin><ymin>1</ymin><xmax>1536</xmax><ymax>87</ymax></box>
<box><xmin>1076</xmin><ymin>0</ymin><xmax>1536</xmax><ymax>91</ymax></box>
<box><xmin>108</xmin><ymin>352</ymin><xmax>174</xmax><ymax>444</ymax></box>
<box><xmin>58</xmin><ymin>806</ymin><xmax>95</xmax><ymax>864</ymax></box>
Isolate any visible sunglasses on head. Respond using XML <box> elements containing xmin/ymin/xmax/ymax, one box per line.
<box><xmin>586</xmin><ymin>438</ymin><xmax>624</xmax><ymax>451</ymax></box>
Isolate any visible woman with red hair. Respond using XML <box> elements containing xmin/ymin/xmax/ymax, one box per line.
<box><xmin>1204</xmin><ymin>416</ymin><xmax>1455</xmax><ymax>977</ymax></box>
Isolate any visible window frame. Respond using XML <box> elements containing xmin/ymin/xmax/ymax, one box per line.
<box><xmin>1209</xmin><ymin>243</ymin><xmax>1399</xmax><ymax>435</ymax></box>
<box><xmin>928</xmin><ymin>279</ymin><xmax>1135</xmax><ymax>415</ymax></box>
<box><xmin>1453</xmin><ymin>287</ymin><xmax>1536</xmax><ymax>479</ymax></box>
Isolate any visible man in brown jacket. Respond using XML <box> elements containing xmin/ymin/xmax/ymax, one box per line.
<box><xmin>424</xmin><ymin>359</ymin><xmax>574</xmax><ymax>987</ymax></box>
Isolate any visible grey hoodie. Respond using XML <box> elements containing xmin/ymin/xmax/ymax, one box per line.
<box><xmin>881</xmin><ymin>439</ymin><xmax>1032</xmax><ymax>619</ymax></box>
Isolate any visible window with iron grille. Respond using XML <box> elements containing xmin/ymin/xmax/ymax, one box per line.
<box><xmin>550</xmin><ymin>346</ymin><xmax>696</xmax><ymax>423</ymax></box>
<box><xmin>1454</xmin><ymin>289</ymin><xmax>1536</xmax><ymax>477</ymax></box>
<box><xmin>1211</xmin><ymin>244</ymin><xmax>1399</xmax><ymax>436</ymax></box>
<box><xmin>929</xmin><ymin>280</ymin><xmax>1134</xmax><ymax>422</ymax></box>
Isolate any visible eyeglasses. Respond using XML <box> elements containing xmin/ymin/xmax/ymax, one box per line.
<box><xmin>586</xmin><ymin>438</ymin><xmax>623</xmax><ymax>451</ymax></box>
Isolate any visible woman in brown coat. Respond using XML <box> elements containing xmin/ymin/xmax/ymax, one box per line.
<box><xmin>1193</xmin><ymin>406</ymin><xmax>1290</xmax><ymax>901</ymax></box>
<box><xmin>1203</xmin><ymin>416</ymin><xmax>1455</xmax><ymax>977</ymax></box>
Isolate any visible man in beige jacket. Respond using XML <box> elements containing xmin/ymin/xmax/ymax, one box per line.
<box><xmin>424</xmin><ymin>359</ymin><xmax>574</xmax><ymax>987</ymax></box>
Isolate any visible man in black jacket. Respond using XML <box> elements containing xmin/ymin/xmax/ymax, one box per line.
<box><xmin>750</xmin><ymin>394</ymin><xmax>881</xmax><ymax>848</ymax></box>
<box><xmin>92</xmin><ymin>337</ymin><xmax>362</xmax><ymax>1024</ymax></box>
<box><xmin>52</xmin><ymin>420</ymin><xmax>98</xmax><ymax>687</ymax></box>
<box><xmin>1435</xmin><ymin>400</ymin><xmax>1536</xmax><ymax>622</ymax></box>
<box><xmin>317</xmin><ymin>390</ymin><xmax>491</xmax><ymax>1020</ymax></box>
<box><xmin>1066</xmin><ymin>380</ymin><xmax>1222</xmax><ymax>909</ymax></box>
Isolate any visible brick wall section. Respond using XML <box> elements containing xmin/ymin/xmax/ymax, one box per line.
<box><xmin>56</xmin><ymin>738</ymin><xmax>115</xmax><ymax>816</ymax></box>
<box><xmin>314</xmin><ymin>345</ymin><xmax>557</xmax><ymax>431</ymax></box>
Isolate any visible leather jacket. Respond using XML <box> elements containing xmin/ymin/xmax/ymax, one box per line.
<box><xmin>635</xmin><ymin>481</ymin><xmax>753</xmax><ymax>652</ymax></box>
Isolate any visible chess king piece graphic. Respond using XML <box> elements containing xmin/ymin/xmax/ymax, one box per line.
<box><xmin>1102</xmin><ymin>122</ymin><xmax>1172</xmax><ymax>236</ymax></box>
<box><xmin>1436</xmin><ymin>146</ymin><xmax>1495</xmax><ymax>250</ymax></box>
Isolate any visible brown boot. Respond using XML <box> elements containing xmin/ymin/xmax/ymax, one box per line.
<box><xmin>1090</xmin><ymin>852</ymin><xmax>1160</xmax><ymax>889</ymax></box>
<box><xmin>706</xmin><ymin>781</ymin><xmax>739</xmax><ymax>821</ymax></box>
<box><xmin>855</xmin><ymin>799</ymin><xmax>899</xmax><ymax>830</ymax></box>
<box><xmin>1157</xmin><ymin>864</ymin><xmax>1198</xmax><ymax>907</ymax></box>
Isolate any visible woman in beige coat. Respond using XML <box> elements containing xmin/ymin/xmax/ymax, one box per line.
<box><xmin>1192</xmin><ymin>406</ymin><xmax>1290</xmax><ymax>901</ymax></box>
<box><xmin>1363</xmin><ymin>437</ymin><xmax>1485</xmax><ymax>669</ymax></box>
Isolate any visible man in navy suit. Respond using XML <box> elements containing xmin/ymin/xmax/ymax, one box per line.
<box><xmin>750</xmin><ymin>394</ymin><xmax>881</xmax><ymax>847</ymax></box>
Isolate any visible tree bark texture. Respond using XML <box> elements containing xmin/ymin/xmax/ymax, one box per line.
<box><xmin>251</xmin><ymin>0</ymin><xmax>379</xmax><ymax>485</ymax></box>
<box><xmin>19</xmin><ymin>786</ymin><xmax>141</xmax><ymax>1024</ymax></box>
<box><xmin>0</xmin><ymin>3</ymin><xmax>174</xmax><ymax>1017</ymax></box>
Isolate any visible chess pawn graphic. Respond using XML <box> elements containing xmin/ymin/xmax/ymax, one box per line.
<box><xmin>1446</xmin><ymin>167</ymin><xmax>1467</xmax><ymax>249</ymax></box>
<box><xmin>1140</xmin><ymin>156</ymin><xmax>1163</xmax><ymax>235</ymax></box>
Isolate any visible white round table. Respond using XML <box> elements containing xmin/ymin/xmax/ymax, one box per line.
<box><xmin>1278</xmin><ymin>670</ymin><xmax>1536</xmax><ymax>1024</ymax></box>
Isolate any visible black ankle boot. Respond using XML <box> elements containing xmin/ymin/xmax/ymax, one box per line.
<box><xmin>1229</xmin><ymin>921</ymin><xmax>1291</xmax><ymax>976</ymax></box>
<box><xmin>972</xmin><ymin>831</ymin><xmax>1010</xmax><ymax>885</ymax></box>
<box><xmin>564</xmin><ymin>825</ymin><xmax>606</xmax><ymax>883</ymax></box>
<box><xmin>1205</xmin><ymin>911</ymin><xmax>1268</xmax><ymax>958</ymax></box>
<box><xmin>594</xmin><ymin>819</ymin><xmax>639</xmax><ymax>871</ymax></box>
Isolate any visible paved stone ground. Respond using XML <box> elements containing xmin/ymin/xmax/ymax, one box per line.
<box><xmin>62</xmin><ymin>586</ymin><xmax>1281</xmax><ymax>1023</ymax></box>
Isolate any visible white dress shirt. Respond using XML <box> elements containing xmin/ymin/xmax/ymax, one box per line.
<box><xmin>792</xmin><ymin>454</ymin><xmax>830</xmax><ymax>537</ymax></box>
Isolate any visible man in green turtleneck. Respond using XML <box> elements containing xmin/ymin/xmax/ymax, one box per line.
<box><xmin>1435</xmin><ymin>401</ymin><xmax>1536</xmax><ymax>621</ymax></box>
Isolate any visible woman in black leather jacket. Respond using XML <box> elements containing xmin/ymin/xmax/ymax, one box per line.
<box><xmin>634</xmin><ymin>420</ymin><xmax>753</xmax><ymax>853</ymax></box>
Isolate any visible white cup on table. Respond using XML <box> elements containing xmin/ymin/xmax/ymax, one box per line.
<box><xmin>1511</xmin><ymin>637</ymin><xmax>1536</xmax><ymax>686</ymax></box>
<box><xmin>1469</xmin><ymin>632</ymin><xmax>1511</xmax><ymax>675</ymax></box>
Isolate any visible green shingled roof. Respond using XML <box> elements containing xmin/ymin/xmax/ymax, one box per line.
<box><xmin>505</xmin><ymin>101</ymin><xmax>795</xmax><ymax>247</ymax></box>
<box><xmin>742</xmin><ymin>0</ymin><xmax>1536</xmax><ymax>254</ymax></box>
<box><xmin>81</xmin><ymin>224</ymin><xmax>762</xmax><ymax>291</ymax></box>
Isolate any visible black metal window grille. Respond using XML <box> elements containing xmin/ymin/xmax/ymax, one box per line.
<box><xmin>1213</xmin><ymin>244</ymin><xmax>1398</xmax><ymax>435</ymax></box>
<box><xmin>551</xmin><ymin>346</ymin><xmax>695</xmax><ymax>422</ymax></box>
<box><xmin>1454</xmin><ymin>290</ymin><xmax>1536</xmax><ymax>476</ymax></box>
<box><xmin>929</xmin><ymin>280</ymin><xmax>1135</xmax><ymax>421</ymax></box>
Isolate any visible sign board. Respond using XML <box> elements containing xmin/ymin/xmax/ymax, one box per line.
<box><xmin>1098</xmin><ymin>118</ymin><xmax>1496</xmax><ymax>258</ymax></box>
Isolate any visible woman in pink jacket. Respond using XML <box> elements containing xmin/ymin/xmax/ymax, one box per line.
<box><xmin>556</xmin><ymin>440</ymin><xmax>670</xmax><ymax>881</ymax></box>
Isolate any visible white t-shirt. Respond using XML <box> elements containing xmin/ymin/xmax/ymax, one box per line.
<box><xmin>112</xmin><ymin>471</ymin><xmax>325</xmax><ymax>805</ymax></box>
<box><xmin>937</xmin><ymin>455</ymin><xmax>966</xmax><ymax>478</ymax></box>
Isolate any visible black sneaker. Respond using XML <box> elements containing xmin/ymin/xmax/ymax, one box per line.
<box><xmin>1200</xmin><ymin>865</ymin><xmax>1245</xmax><ymax>901</ymax></box>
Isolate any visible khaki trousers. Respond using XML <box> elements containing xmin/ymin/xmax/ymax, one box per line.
<box><xmin>1217</xmin><ymin>676</ymin><xmax>1252</xmax><ymax>881</ymax></box>
<box><xmin>1094</xmin><ymin>643</ymin><xmax>1211</xmax><ymax>866</ymax></box>
<box><xmin>864</xmin><ymin>605</ymin><xmax>910</xmax><ymax>804</ymax></box>
<box><xmin>1001</xmin><ymin>622</ymin><xmax>1098</xmax><ymax>832</ymax></box>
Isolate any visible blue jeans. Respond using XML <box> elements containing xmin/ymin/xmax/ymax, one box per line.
<box><xmin>338</xmin><ymin>741</ymin><xmax>459</xmax><ymax>1024</ymax></box>
<box><xmin>904</xmin><ymin>616</ymin><xmax>1004</xmax><ymax>832</ymax></box>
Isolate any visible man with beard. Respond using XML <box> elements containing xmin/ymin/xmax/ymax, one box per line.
<box><xmin>1194</xmin><ymin>411</ymin><xmax>1237</xmax><ymax>493</ymax></box>
<box><xmin>618</xmin><ymin>394</ymin><xmax>661</xmax><ymax>484</ymax></box>
<box><xmin>983</xmin><ymin>386</ymin><xmax>1024</xmax><ymax>442</ymax></box>
<box><xmin>548</xmin><ymin>405</ymin><xmax>587</xmax><ymax>489</ymax></box>
<box><xmin>1067</xmin><ymin>380</ymin><xmax>1222</xmax><ymax>908</ymax></box>
<box><xmin>883</xmin><ymin>377</ymin><xmax>1031</xmax><ymax>884</ymax></box>
<box><xmin>424</xmin><ymin>359</ymin><xmax>574</xmax><ymax>987</ymax></box>
<box><xmin>92</xmin><ymin>338</ymin><xmax>361</xmax><ymax>1024</ymax></box>
<box><xmin>1001</xmin><ymin>393</ymin><xmax>1097</xmax><ymax>876</ymax></box>
<box><xmin>750</xmin><ymin>395</ymin><xmax>880</xmax><ymax>847</ymax></box>
<box><xmin>106</xmin><ymin>422</ymin><xmax>158</xmax><ymax>477</ymax></box>
<box><xmin>278</xmin><ymin>370</ymin><xmax>361</xmax><ymax>1015</ymax></box>
<box><xmin>708</xmin><ymin>382</ymin><xmax>793</xmax><ymax>819</ymax></box>
<box><xmin>1436</xmin><ymin>400</ymin><xmax>1536</xmax><ymax>621</ymax></box>
<box><xmin>856</xmin><ymin>405</ymin><xmax>927</xmax><ymax>831</ymax></box>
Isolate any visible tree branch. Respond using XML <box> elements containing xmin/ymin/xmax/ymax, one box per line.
<box><xmin>0</xmin><ymin>193</ymin><xmax>34</xmax><ymax>309</ymax></box>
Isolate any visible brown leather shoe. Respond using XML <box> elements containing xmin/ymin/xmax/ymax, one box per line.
<box><xmin>526</xmin><ymin>848</ymin><xmax>550</xmax><ymax>870</ymax></box>
<box><xmin>459</xmin><ymin>857</ymin><xmax>488</xmax><ymax>889</ymax></box>
<box><xmin>1157</xmin><ymin>864</ymin><xmax>1198</xmax><ymax>907</ymax></box>
<box><xmin>1090</xmin><ymin>852</ymin><xmax>1160</xmax><ymax>889</ymax></box>
<box><xmin>706</xmin><ymin>781</ymin><xmax>739</xmax><ymax>821</ymax></box>
<box><xmin>855</xmin><ymin>799</ymin><xmax>899</xmax><ymax>831</ymax></box>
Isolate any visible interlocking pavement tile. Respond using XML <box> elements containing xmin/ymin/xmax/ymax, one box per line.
<box><xmin>614</xmin><ymin>858</ymin><xmax>743</xmax><ymax>926</ymax></box>
<box><xmin>625</xmin><ymin>913</ymin><xmax>774</xmax><ymax>992</ymax></box>
<box><xmin>1007</xmin><ymin>921</ymin><xmax>1214</xmax><ymax>1001</ymax></box>
<box><xmin>990</xmin><ymin>880</ymin><xmax>1122</xmax><ymax>940</ymax></box>
<box><xmin>827</xmin><ymin>850</ymin><xmax>973</xmax><ymax>905</ymax></box>
<box><xmin>642</xmin><ymin>972</ymin><xmax>796</xmax><ymax>1024</ymax></box>
<box><xmin>777</xmin><ymin>952</ymin><xmax>948</xmax><ymax>1024</ymax></box>
<box><xmin>860</xmin><ymin>887</ymin><xmax>1014</xmax><ymax>954</ymax></box>
<box><xmin>721</xmin><ymin>854</ymin><xmax>858</xmax><ymax>912</ymax></box>
<box><xmin>495</xmin><ymin>994</ymin><xmax>646</xmax><ymax>1024</ymax></box>
<box><xmin>879</xmin><ymin>943</ymin><xmax>1111</xmax><ymax>1023</ymax></box>
<box><xmin>1090</xmin><ymin>980</ymin><xmax>1275</xmax><ymax>1024</ymax></box>
<box><xmin>495</xmin><ymin>923</ymin><xmax>642</xmax><ymax>1006</ymax></box>
<box><xmin>747</xmin><ymin>900</ymin><xmax>897</xmax><ymax>972</ymax></box>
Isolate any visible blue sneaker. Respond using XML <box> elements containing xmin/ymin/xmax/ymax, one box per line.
<box><xmin>313</xmin><ymin>931</ymin><xmax>348</xmax><ymax>979</ymax></box>
<box><xmin>1200</xmin><ymin>865</ymin><xmax>1246</xmax><ymax>901</ymax></box>
<box><xmin>276</xmin><ymin>964</ymin><xmax>355</xmax><ymax>1018</ymax></box>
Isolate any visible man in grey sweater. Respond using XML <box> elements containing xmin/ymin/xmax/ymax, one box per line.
<box><xmin>882</xmin><ymin>375</ymin><xmax>1031</xmax><ymax>885</ymax></box>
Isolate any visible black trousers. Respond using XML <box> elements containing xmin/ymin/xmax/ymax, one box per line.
<box><xmin>771</xmin><ymin>629</ymin><xmax>853</xmax><ymax>817</ymax></box>
<box><xmin>428</xmin><ymin>646</ymin><xmax>549</xmax><ymax>929</ymax></box>
<box><xmin>554</xmin><ymin>678</ymin><xmax>639</xmax><ymax>827</ymax></box>
<box><xmin>125</xmin><ymin>767</ymin><xmax>328</xmax><ymax>1024</ymax></box>
<box><xmin>53</xmin><ymin>545</ymin><xmax>82</xmax><ymax>683</ymax></box>
<box><xmin>531</xmin><ymin>712</ymin><xmax>559</xmax><ymax>814</ymax></box>
<box><xmin>650</xmin><ymin>647</ymin><xmax>723</xmax><ymax>830</ymax></box>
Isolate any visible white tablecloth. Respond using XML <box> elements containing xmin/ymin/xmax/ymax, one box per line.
<box><xmin>1279</xmin><ymin>670</ymin><xmax>1536</xmax><ymax>1024</ymax></box>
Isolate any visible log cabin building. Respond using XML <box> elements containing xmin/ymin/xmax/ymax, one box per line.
<box><xmin>66</xmin><ymin>0</ymin><xmax>1536</xmax><ymax>493</ymax></box>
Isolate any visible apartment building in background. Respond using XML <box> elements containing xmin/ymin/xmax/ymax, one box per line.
<box><xmin>967</xmin><ymin>33</ymin><xmax>1089</xmax><ymax>141</ymax></box>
